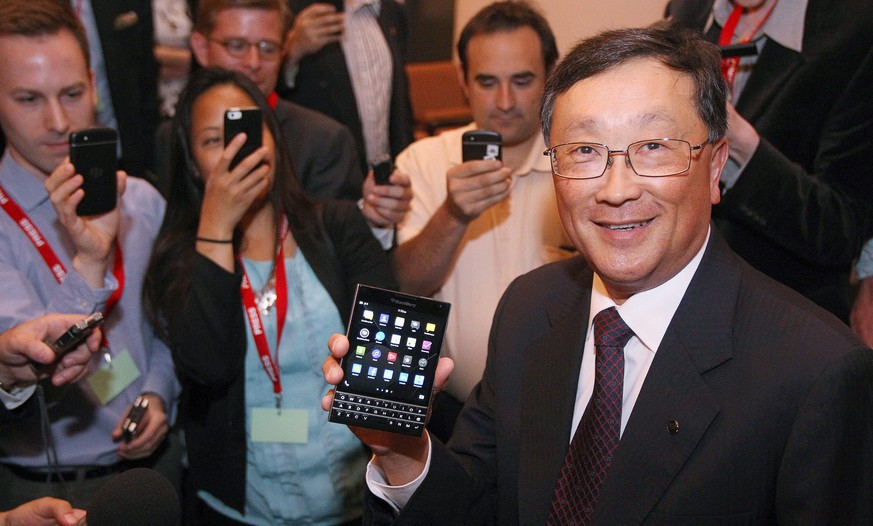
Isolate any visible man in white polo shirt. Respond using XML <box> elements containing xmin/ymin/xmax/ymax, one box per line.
<box><xmin>390</xmin><ymin>2</ymin><xmax>571</xmax><ymax>437</ymax></box>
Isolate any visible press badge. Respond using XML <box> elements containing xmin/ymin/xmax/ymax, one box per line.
<box><xmin>251</xmin><ymin>408</ymin><xmax>308</xmax><ymax>444</ymax></box>
<box><xmin>87</xmin><ymin>349</ymin><xmax>141</xmax><ymax>405</ymax></box>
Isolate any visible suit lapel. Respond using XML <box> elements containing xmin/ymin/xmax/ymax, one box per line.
<box><xmin>518</xmin><ymin>269</ymin><xmax>591</xmax><ymax>526</ymax></box>
<box><xmin>591</xmin><ymin>232</ymin><xmax>740</xmax><ymax>523</ymax></box>
<box><xmin>735</xmin><ymin>40</ymin><xmax>803</xmax><ymax>123</ymax></box>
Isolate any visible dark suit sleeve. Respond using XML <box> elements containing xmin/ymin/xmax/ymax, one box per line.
<box><xmin>720</xmin><ymin>45</ymin><xmax>873</xmax><ymax>266</ymax></box>
<box><xmin>776</xmin><ymin>346</ymin><xmax>873</xmax><ymax>522</ymax></box>
<box><xmin>298</xmin><ymin>121</ymin><xmax>364</xmax><ymax>201</ymax></box>
<box><xmin>320</xmin><ymin>200</ymin><xmax>397</xmax><ymax>296</ymax></box>
<box><xmin>170</xmin><ymin>255</ymin><xmax>247</xmax><ymax>386</ymax></box>
<box><xmin>0</xmin><ymin>396</ymin><xmax>36</xmax><ymax>425</ymax></box>
<box><xmin>95</xmin><ymin>0</ymin><xmax>160</xmax><ymax>178</ymax></box>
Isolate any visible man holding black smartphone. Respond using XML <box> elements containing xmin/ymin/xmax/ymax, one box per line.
<box><xmin>391</xmin><ymin>2</ymin><xmax>572</xmax><ymax>440</ymax></box>
<box><xmin>0</xmin><ymin>1</ymin><xmax>179</xmax><ymax>510</ymax></box>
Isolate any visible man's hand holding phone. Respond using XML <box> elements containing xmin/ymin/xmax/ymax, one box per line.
<box><xmin>444</xmin><ymin>159</ymin><xmax>513</xmax><ymax>224</ymax></box>
<box><xmin>444</xmin><ymin>130</ymin><xmax>511</xmax><ymax>223</ymax></box>
<box><xmin>360</xmin><ymin>168</ymin><xmax>413</xmax><ymax>228</ymax></box>
<box><xmin>44</xmin><ymin>159</ymin><xmax>126</xmax><ymax>288</ymax></box>
<box><xmin>285</xmin><ymin>3</ymin><xmax>345</xmax><ymax>67</ymax></box>
<box><xmin>322</xmin><ymin>332</ymin><xmax>454</xmax><ymax>486</ymax></box>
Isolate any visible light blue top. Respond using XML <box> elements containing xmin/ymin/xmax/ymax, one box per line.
<box><xmin>200</xmin><ymin>250</ymin><xmax>367</xmax><ymax>525</ymax></box>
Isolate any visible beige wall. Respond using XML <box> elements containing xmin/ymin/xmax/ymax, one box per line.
<box><xmin>454</xmin><ymin>0</ymin><xmax>670</xmax><ymax>58</ymax></box>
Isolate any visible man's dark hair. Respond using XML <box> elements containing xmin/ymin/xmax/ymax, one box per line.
<box><xmin>541</xmin><ymin>21</ymin><xmax>728</xmax><ymax>145</ymax></box>
<box><xmin>0</xmin><ymin>0</ymin><xmax>90</xmax><ymax>69</ymax></box>
<box><xmin>194</xmin><ymin>0</ymin><xmax>292</xmax><ymax>35</ymax></box>
<box><xmin>457</xmin><ymin>1</ymin><xmax>558</xmax><ymax>80</ymax></box>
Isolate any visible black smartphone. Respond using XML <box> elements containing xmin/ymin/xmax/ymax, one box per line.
<box><xmin>69</xmin><ymin>128</ymin><xmax>118</xmax><ymax>216</ymax></box>
<box><xmin>224</xmin><ymin>107</ymin><xmax>263</xmax><ymax>170</ymax></box>
<box><xmin>371</xmin><ymin>154</ymin><xmax>394</xmax><ymax>185</ymax></box>
<box><xmin>462</xmin><ymin>130</ymin><xmax>502</xmax><ymax>162</ymax></box>
<box><xmin>32</xmin><ymin>312</ymin><xmax>104</xmax><ymax>373</ymax></box>
<box><xmin>122</xmin><ymin>395</ymin><xmax>149</xmax><ymax>442</ymax></box>
<box><xmin>329</xmin><ymin>285</ymin><xmax>451</xmax><ymax>436</ymax></box>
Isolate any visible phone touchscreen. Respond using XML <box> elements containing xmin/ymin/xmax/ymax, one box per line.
<box><xmin>329</xmin><ymin>285</ymin><xmax>451</xmax><ymax>436</ymax></box>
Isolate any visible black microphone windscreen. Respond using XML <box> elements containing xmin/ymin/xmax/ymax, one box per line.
<box><xmin>86</xmin><ymin>467</ymin><xmax>180</xmax><ymax>526</ymax></box>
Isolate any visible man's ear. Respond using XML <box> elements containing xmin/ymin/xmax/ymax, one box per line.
<box><xmin>456</xmin><ymin>61</ymin><xmax>470</xmax><ymax>102</ymax></box>
<box><xmin>89</xmin><ymin>69</ymin><xmax>98</xmax><ymax>109</ymax></box>
<box><xmin>709</xmin><ymin>137</ymin><xmax>729</xmax><ymax>205</ymax></box>
<box><xmin>189</xmin><ymin>31</ymin><xmax>209</xmax><ymax>67</ymax></box>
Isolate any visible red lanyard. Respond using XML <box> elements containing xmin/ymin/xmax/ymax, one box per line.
<box><xmin>0</xmin><ymin>184</ymin><xmax>68</xmax><ymax>283</ymax></box>
<box><xmin>239</xmin><ymin>216</ymin><xmax>289</xmax><ymax>408</ymax></box>
<box><xmin>267</xmin><ymin>91</ymin><xmax>279</xmax><ymax>110</ymax></box>
<box><xmin>0</xmin><ymin>183</ymin><xmax>124</xmax><ymax>347</ymax></box>
<box><xmin>719</xmin><ymin>0</ymin><xmax>778</xmax><ymax>91</ymax></box>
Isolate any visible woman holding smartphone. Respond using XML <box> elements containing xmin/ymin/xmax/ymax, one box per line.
<box><xmin>144</xmin><ymin>68</ymin><xmax>395</xmax><ymax>525</ymax></box>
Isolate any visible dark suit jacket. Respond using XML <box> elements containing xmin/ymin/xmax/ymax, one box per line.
<box><xmin>666</xmin><ymin>0</ymin><xmax>873</xmax><ymax>321</ymax></box>
<box><xmin>170</xmin><ymin>200</ymin><xmax>397</xmax><ymax>512</ymax></box>
<box><xmin>372</xmin><ymin>231</ymin><xmax>873</xmax><ymax>525</ymax></box>
<box><xmin>91</xmin><ymin>0</ymin><xmax>160</xmax><ymax>179</ymax></box>
<box><xmin>0</xmin><ymin>398</ymin><xmax>34</xmax><ymax>426</ymax></box>
<box><xmin>282</xmin><ymin>0</ymin><xmax>414</xmax><ymax>169</ymax></box>
<box><xmin>153</xmin><ymin>98</ymin><xmax>363</xmax><ymax>200</ymax></box>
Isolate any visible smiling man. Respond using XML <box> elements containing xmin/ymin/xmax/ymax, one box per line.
<box><xmin>322</xmin><ymin>22</ymin><xmax>873</xmax><ymax>525</ymax></box>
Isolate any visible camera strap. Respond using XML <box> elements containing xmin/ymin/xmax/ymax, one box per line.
<box><xmin>239</xmin><ymin>216</ymin><xmax>289</xmax><ymax>409</ymax></box>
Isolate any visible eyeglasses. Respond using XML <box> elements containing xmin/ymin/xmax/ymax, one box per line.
<box><xmin>209</xmin><ymin>38</ymin><xmax>283</xmax><ymax>61</ymax></box>
<box><xmin>543</xmin><ymin>138</ymin><xmax>707</xmax><ymax>179</ymax></box>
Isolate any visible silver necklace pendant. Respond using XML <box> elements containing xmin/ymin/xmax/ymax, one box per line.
<box><xmin>256</xmin><ymin>288</ymin><xmax>277</xmax><ymax>316</ymax></box>
<box><xmin>255</xmin><ymin>273</ymin><xmax>278</xmax><ymax>316</ymax></box>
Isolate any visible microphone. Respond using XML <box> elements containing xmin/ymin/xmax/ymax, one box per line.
<box><xmin>85</xmin><ymin>468</ymin><xmax>180</xmax><ymax>526</ymax></box>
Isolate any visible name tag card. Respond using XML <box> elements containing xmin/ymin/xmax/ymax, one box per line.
<box><xmin>87</xmin><ymin>349</ymin><xmax>141</xmax><ymax>405</ymax></box>
<box><xmin>251</xmin><ymin>408</ymin><xmax>308</xmax><ymax>443</ymax></box>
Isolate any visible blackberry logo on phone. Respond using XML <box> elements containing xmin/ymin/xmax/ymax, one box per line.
<box><xmin>329</xmin><ymin>285</ymin><xmax>451</xmax><ymax>436</ymax></box>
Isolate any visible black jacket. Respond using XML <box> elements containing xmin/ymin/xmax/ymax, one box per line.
<box><xmin>170</xmin><ymin>200</ymin><xmax>396</xmax><ymax>512</ymax></box>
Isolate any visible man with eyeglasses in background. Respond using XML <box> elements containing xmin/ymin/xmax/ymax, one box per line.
<box><xmin>157</xmin><ymin>0</ymin><xmax>411</xmax><ymax>234</ymax></box>
<box><xmin>321</xmin><ymin>22</ymin><xmax>873</xmax><ymax>525</ymax></box>
<box><xmin>388</xmin><ymin>1</ymin><xmax>572</xmax><ymax>441</ymax></box>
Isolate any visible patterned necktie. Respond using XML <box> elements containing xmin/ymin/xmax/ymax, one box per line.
<box><xmin>547</xmin><ymin>306</ymin><xmax>634</xmax><ymax>526</ymax></box>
